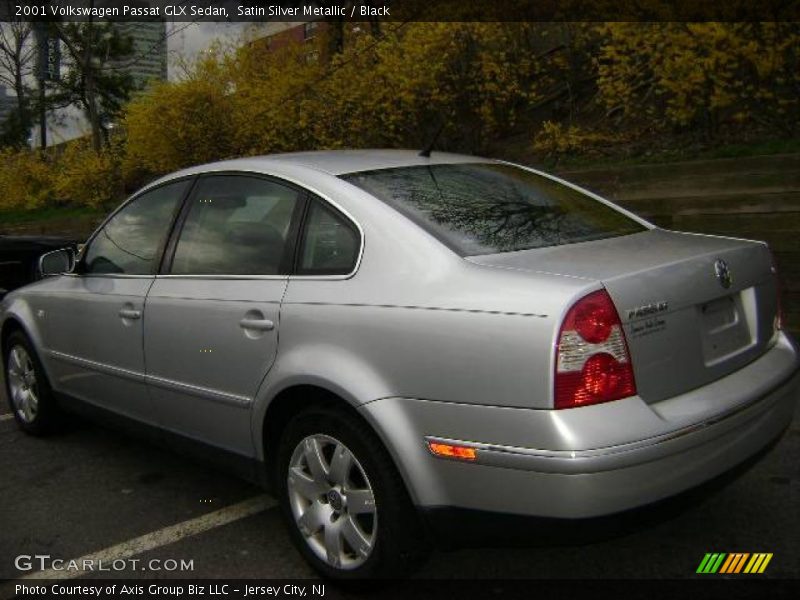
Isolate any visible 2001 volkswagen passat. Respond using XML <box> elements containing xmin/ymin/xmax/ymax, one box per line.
<box><xmin>2</xmin><ymin>151</ymin><xmax>798</xmax><ymax>578</ymax></box>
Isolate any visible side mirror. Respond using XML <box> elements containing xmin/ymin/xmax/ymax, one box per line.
<box><xmin>38</xmin><ymin>248</ymin><xmax>76</xmax><ymax>277</ymax></box>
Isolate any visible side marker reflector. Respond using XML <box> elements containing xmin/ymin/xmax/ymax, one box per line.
<box><xmin>427</xmin><ymin>441</ymin><xmax>477</xmax><ymax>461</ymax></box>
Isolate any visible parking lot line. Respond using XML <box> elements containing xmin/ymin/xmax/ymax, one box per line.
<box><xmin>19</xmin><ymin>495</ymin><xmax>276</xmax><ymax>580</ymax></box>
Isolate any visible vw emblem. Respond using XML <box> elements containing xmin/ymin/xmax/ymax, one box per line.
<box><xmin>714</xmin><ymin>259</ymin><xmax>732</xmax><ymax>289</ymax></box>
<box><xmin>327</xmin><ymin>490</ymin><xmax>343</xmax><ymax>511</ymax></box>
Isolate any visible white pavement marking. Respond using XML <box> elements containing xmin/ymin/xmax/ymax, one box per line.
<box><xmin>20</xmin><ymin>495</ymin><xmax>275</xmax><ymax>580</ymax></box>
<box><xmin>0</xmin><ymin>413</ymin><xmax>13</xmax><ymax>421</ymax></box>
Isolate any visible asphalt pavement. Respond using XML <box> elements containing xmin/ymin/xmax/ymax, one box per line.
<box><xmin>0</xmin><ymin>369</ymin><xmax>798</xmax><ymax>586</ymax></box>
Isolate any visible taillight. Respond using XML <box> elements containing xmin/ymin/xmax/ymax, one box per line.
<box><xmin>554</xmin><ymin>289</ymin><xmax>637</xmax><ymax>409</ymax></box>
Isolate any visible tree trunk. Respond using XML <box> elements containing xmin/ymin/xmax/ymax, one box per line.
<box><xmin>327</xmin><ymin>20</ymin><xmax>344</xmax><ymax>58</ymax></box>
<box><xmin>83</xmin><ymin>16</ymin><xmax>102</xmax><ymax>153</ymax></box>
<box><xmin>85</xmin><ymin>69</ymin><xmax>102</xmax><ymax>152</ymax></box>
<box><xmin>13</xmin><ymin>57</ymin><xmax>27</xmax><ymax>125</ymax></box>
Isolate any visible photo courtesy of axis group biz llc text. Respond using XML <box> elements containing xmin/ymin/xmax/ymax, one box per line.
<box><xmin>0</xmin><ymin>1</ymin><xmax>799</xmax><ymax>599</ymax></box>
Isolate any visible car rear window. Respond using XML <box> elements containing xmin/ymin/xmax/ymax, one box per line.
<box><xmin>341</xmin><ymin>163</ymin><xmax>645</xmax><ymax>256</ymax></box>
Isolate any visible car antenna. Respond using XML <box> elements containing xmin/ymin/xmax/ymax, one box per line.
<box><xmin>419</xmin><ymin>120</ymin><xmax>446</xmax><ymax>158</ymax></box>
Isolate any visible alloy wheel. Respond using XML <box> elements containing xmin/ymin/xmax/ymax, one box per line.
<box><xmin>7</xmin><ymin>345</ymin><xmax>39</xmax><ymax>424</ymax></box>
<box><xmin>287</xmin><ymin>434</ymin><xmax>377</xmax><ymax>570</ymax></box>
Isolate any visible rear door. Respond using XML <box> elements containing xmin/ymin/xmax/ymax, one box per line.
<box><xmin>143</xmin><ymin>174</ymin><xmax>304</xmax><ymax>455</ymax></box>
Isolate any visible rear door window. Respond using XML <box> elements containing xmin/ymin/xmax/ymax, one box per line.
<box><xmin>169</xmin><ymin>175</ymin><xmax>302</xmax><ymax>275</ymax></box>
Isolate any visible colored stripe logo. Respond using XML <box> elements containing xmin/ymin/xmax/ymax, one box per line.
<box><xmin>696</xmin><ymin>553</ymin><xmax>773</xmax><ymax>574</ymax></box>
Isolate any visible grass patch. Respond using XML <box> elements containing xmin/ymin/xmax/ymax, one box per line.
<box><xmin>0</xmin><ymin>204</ymin><xmax>107</xmax><ymax>238</ymax></box>
<box><xmin>0</xmin><ymin>204</ymin><xmax>104</xmax><ymax>227</ymax></box>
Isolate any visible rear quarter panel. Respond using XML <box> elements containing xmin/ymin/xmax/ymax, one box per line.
<box><xmin>252</xmin><ymin>256</ymin><xmax>594</xmax><ymax>433</ymax></box>
<box><xmin>249</xmin><ymin>174</ymin><xmax>597</xmax><ymax>456</ymax></box>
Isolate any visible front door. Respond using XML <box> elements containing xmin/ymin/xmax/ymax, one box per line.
<box><xmin>39</xmin><ymin>179</ymin><xmax>190</xmax><ymax>424</ymax></box>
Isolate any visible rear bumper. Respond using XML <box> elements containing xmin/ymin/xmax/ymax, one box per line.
<box><xmin>359</xmin><ymin>332</ymin><xmax>799</xmax><ymax>519</ymax></box>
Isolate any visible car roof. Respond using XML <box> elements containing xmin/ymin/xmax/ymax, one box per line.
<box><xmin>149</xmin><ymin>149</ymin><xmax>497</xmax><ymax>186</ymax></box>
<box><xmin>259</xmin><ymin>149</ymin><xmax>494</xmax><ymax>175</ymax></box>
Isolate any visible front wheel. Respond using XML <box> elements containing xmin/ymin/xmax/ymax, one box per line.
<box><xmin>4</xmin><ymin>330</ymin><xmax>61</xmax><ymax>435</ymax></box>
<box><xmin>277</xmin><ymin>406</ymin><xmax>428</xmax><ymax>579</ymax></box>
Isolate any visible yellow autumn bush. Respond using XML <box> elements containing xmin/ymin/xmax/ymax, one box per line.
<box><xmin>0</xmin><ymin>148</ymin><xmax>54</xmax><ymax>210</ymax></box>
<box><xmin>593</xmin><ymin>22</ymin><xmax>800</xmax><ymax>133</ymax></box>
<box><xmin>124</xmin><ymin>22</ymin><xmax>570</xmax><ymax>173</ymax></box>
<box><xmin>52</xmin><ymin>140</ymin><xmax>121</xmax><ymax>208</ymax></box>
<box><xmin>124</xmin><ymin>49</ymin><xmax>236</xmax><ymax>177</ymax></box>
<box><xmin>0</xmin><ymin>142</ymin><xmax>121</xmax><ymax>212</ymax></box>
<box><xmin>533</xmin><ymin>121</ymin><xmax>623</xmax><ymax>157</ymax></box>
<box><xmin>5</xmin><ymin>22</ymin><xmax>800</xmax><ymax>214</ymax></box>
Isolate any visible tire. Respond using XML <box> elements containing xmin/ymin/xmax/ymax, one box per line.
<box><xmin>277</xmin><ymin>405</ymin><xmax>429</xmax><ymax>579</ymax></box>
<box><xmin>3</xmin><ymin>330</ymin><xmax>61</xmax><ymax>435</ymax></box>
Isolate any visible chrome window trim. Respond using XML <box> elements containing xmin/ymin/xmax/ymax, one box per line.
<box><xmin>76</xmin><ymin>168</ymin><xmax>364</xmax><ymax>281</ymax></box>
<box><xmin>154</xmin><ymin>274</ymin><xmax>355</xmax><ymax>281</ymax></box>
<box><xmin>61</xmin><ymin>273</ymin><xmax>154</xmax><ymax>279</ymax></box>
<box><xmin>155</xmin><ymin>274</ymin><xmax>287</xmax><ymax>281</ymax></box>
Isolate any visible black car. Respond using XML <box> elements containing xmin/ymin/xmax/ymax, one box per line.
<box><xmin>0</xmin><ymin>235</ymin><xmax>79</xmax><ymax>297</ymax></box>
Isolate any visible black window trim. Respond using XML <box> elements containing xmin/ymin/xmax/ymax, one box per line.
<box><xmin>75</xmin><ymin>175</ymin><xmax>198</xmax><ymax>278</ymax></box>
<box><xmin>77</xmin><ymin>169</ymin><xmax>365</xmax><ymax>281</ymax></box>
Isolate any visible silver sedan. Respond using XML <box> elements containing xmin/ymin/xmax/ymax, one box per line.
<box><xmin>2</xmin><ymin>150</ymin><xmax>798</xmax><ymax>578</ymax></box>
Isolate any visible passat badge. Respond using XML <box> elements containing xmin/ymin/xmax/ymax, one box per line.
<box><xmin>714</xmin><ymin>259</ymin><xmax>732</xmax><ymax>289</ymax></box>
<box><xmin>627</xmin><ymin>301</ymin><xmax>668</xmax><ymax>321</ymax></box>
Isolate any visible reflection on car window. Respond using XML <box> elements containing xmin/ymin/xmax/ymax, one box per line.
<box><xmin>299</xmin><ymin>200</ymin><xmax>359</xmax><ymax>275</ymax></box>
<box><xmin>170</xmin><ymin>176</ymin><xmax>300</xmax><ymax>275</ymax></box>
<box><xmin>83</xmin><ymin>180</ymin><xmax>188</xmax><ymax>275</ymax></box>
<box><xmin>342</xmin><ymin>163</ymin><xmax>645</xmax><ymax>256</ymax></box>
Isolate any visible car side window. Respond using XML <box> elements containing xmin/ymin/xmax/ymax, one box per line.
<box><xmin>170</xmin><ymin>175</ymin><xmax>301</xmax><ymax>276</ymax></box>
<box><xmin>298</xmin><ymin>199</ymin><xmax>360</xmax><ymax>275</ymax></box>
<box><xmin>82</xmin><ymin>180</ymin><xmax>188</xmax><ymax>275</ymax></box>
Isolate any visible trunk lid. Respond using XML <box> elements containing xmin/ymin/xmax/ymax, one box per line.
<box><xmin>469</xmin><ymin>229</ymin><xmax>779</xmax><ymax>403</ymax></box>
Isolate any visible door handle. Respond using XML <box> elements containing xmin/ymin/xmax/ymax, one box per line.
<box><xmin>119</xmin><ymin>308</ymin><xmax>141</xmax><ymax>320</ymax></box>
<box><xmin>239</xmin><ymin>318</ymin><xmax>275</xmax><ymax>331</ymax></box>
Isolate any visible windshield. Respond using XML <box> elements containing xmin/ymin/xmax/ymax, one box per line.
<box><xmin>341</xmin><ymin>163</ymin><xmax>646</xmax><ymax>256</ymax></box>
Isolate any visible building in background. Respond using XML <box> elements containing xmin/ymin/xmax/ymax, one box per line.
<box><xmin>262</xmin><ymin>21</ymin><xmax>323</xmax><ymax>51</ymax></box>
<box><xmin>114</xmin><ymin>20</ymin><xmax>168</xmax><ymax>90</ymax></box>
<box><xmin>30</xmin><ymin>15</ymin><xmax>168</xmax><ymax>146</ymax></box>
<box><xmin>247</xmin><ymin>21</ymin><xmax>325</xmax><ymax>54</ymax></box>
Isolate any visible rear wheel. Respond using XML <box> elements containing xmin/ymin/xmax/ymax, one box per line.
<box><xmin>277</xmin><ymin>405</ymin><xmax>428</xmax><ymax>578</ymax></box>
<box><xmin>4</xmin><ymin>330</ymin><xmax>61</xmax><ymax>435</ymax></box>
